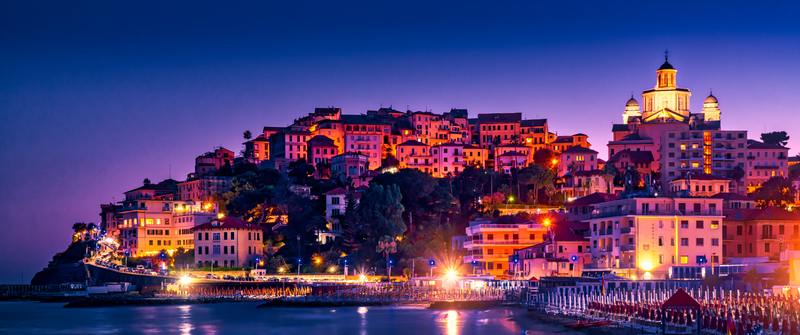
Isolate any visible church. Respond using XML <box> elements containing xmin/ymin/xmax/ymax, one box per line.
<box><xmin>607</xmin><ymin>54</ymin><xmax>783</xmax><ymax>195</ymax></box>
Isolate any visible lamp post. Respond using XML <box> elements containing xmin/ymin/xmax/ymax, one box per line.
<box><xmin>429</xmin><ymin>259</ymin><xmax>436</xmax><ymax>278</ymax></box>
<box><xmin>296</xmin><ymin>235</ymin><xmax>301</xmax><ymax>281</ymax></box>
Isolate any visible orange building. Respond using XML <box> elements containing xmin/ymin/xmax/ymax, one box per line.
<box><xmin>462</xmin><ymin>217</ymin><xmax>548</xmax><ymax>278</ymax></box>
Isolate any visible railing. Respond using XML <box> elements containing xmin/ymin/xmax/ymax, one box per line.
<box><xmin>593</xmin><ymin>209</ymin><xmax>721</xmax><ymax>218</ymax></box>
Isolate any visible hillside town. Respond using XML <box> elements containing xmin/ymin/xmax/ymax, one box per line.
<box><xmin>59</xmin><ymin>56</ymin><xmax>798</xmax><ymax>299</ymax></box>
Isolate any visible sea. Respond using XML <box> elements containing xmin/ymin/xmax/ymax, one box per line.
<box><xmin>0</xmin><ymin>301</ymin><xmax>582</xmax><ymax>335</ymax></box>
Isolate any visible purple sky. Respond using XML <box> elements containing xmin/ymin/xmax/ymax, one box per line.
<box><xmin>1</xmin><ymin>1</ymin><xmax>798</xmax><ymax>282</ymax></box>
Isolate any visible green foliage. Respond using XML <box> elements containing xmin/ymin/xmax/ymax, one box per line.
<box><xmin>752</xmin><ymin>176</ymin><xmax>796</xmax><ymax>208</ymax></box>
<box><xmin>357</xmin><ymin>184</ymin><xmax>406</xmax><ymax>238</ymax></box>
<box><xmin>222</xmin><ymin>168</ymin><xmax>288</xmax><ymax>219</ymax></box>
<box><xmin>517</xmin><ymin>164</ymin><xmax>555</xmax><ymax>204</ymax></box>
<box><xmin>760</xmin><ymin>131</ymin><xmax>790</xmax><ymax>146</ymax></box>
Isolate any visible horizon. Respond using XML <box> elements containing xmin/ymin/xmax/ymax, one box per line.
<box><xmin>2</xmin><ymin>1</ymin><xmax>800</xmax><ymax>283</ymax></box>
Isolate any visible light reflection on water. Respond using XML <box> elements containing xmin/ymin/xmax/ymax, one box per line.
<box><xmin>0</xmin><ymin>301</ymin><xmax>572</xmax><ymax>335</ymax></box>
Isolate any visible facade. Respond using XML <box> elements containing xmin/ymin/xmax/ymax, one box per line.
<box><xmin>557</xmin><ymin>146</ymin><xmax>598</xmax><ymax>177</ymax></box>
<box><xmin>668</xmin><ymin>174</ymin><xmax>730</xmax><ymax>197</ymax></box>
<box><xmin>587</xmin><ymin>197</ymin><xmax>724</xmax><ymax>280</ymax></box>
<box><xmin>745</xmin><ymin>140</ymin><xmax>790</xmax><ymax>192</ymax></box>
<box><xmin>195</xmin><ymin>147</ymin><xmax>234</xmax><ymax>177</ymax></box>
<box><xmin>723</xmin><ymin>208</ymin><xmax>800</xmax><ymax>261</ymax></box>
<box><xmin>513</xmin><ymin>222</ymin><xmax>591</xmax><ymax>279</ymax></box>
<box><xmin>194</xmin><ymin>217</ymin><xmax>264</xmax><ymax>268</ymax></box>
<box><xmin>462</xmin><ymin>217</ymin><xmax>548</xmax><ymax>278</ymax></box>
<box><xmin>118</xmin><ymin>199</ymin><xmax>215</xmax><ymax>257</ymax></box>
<box><xmin>331</xmin><ymin>152</ymin><xmax>369</xmax><ymax>180</ymax></box>
<box><xmin>494</xmin><ymin>144</ymin><xmax>531</xmax><ymax>173</ymax></box>
<box><xmin>177</xmin><ymin>175</ymin><xmax>232</xmax><ymax>202</ymax></box>
<box><xmin>430</xmin><ymin>143</ymin><xmax>465</xmax><ymax>177</ymax></box>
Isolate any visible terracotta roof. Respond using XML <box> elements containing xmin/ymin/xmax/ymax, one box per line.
<box><xmin>477</xmin><ymin>113</ymin><xmax>521</xmax><ymax>123</ymax></box>
<box><xmin>553</xmin><ymin>136</ymin><xmax>574</xmax><ymax>143</ymax></box>
<box><xmin>552</xmin><ymin>222</ymin><xmax>588</xmax><ymax>242</ymax></box>
<box><xmin>563</xmin><ymin>146</ymin><xmax>597</xmax><ymax>154</ymax></box>
<box><xmin>568</xmin><ymin>192</ymin><xmax>617</xmax><ymax>206</ymax></box>
<box><xmin>726</xmin><ymin>207</ymin><xmax>800</xmax><ymax>221</ymax></box>
<box><xmin>325</xmin><ymin>187</ymin><xmax>347</xmax><ymax>196</ymax></box>
<box><xmin>398</xmin><ymin>140</ymin><xmax>427</xmax><ymax>146</ymax></box>
<box><xmin>608</xmin><ymin>150</ymin><xmax>654</xmax><ymax>165</ymax></box>
<box><xmin>521</xmin><ymin>119</ymin><xmax>547</xmax><ymax>127</ymax></box>
<box><xmin>612</xmin><ymin>124</ymin><xmax>631</xmax><ymax>132</ymax></box>
<box><xmin>193</xmin><ymin>217</ymin><xmax>262</xmax><ymax>231</ymax></box>
<box><xmin>498</xmin><ymin>151</ymin><xmax>527</xmax><ymax>157</ymax></box>
<box><xmin>307</xmin><ymin>135</ymin><xmax>336</xmax><ymax>146</ymax></box>
<box><xmin>496</xmin><ymin>143</ymin><xmax>527</xmax><ymax>148</ymax></box>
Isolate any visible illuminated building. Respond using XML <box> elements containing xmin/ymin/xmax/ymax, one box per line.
<box><xmin>193</xmin><ymin>216</ymin><xmax>264</xmax><ymax>268</ymax></box>
<box><xmin>745</xmin><ymin>140</ymin><xmax>790</xmax><ymax>193</ymax></box>
<box><xmin>723</xmin><ymin>207</ymin><xmax>800</xmax><ymax>261</ymax></box>
<box><xmin>462</xmin><ymin>217</ymin><xmax>548</xmax><ymax>278</ymax></box>
<box><xmin>587</xmin><ymin>197</ymin><xmax>723</xmax><ymax>280</ymax></box>
<box><xmin>513</xmin><ymin>221</ymin><xmax>591</xmax><ymax>279</ymax></box>
<box><xmin>668</xmin><ymin>173</ymin><xmax>730</xmax><ymax>197</ymax></box>
<box><xmin>557</xmin><ymin>146</ymin><xmax>598</xmax><ymax>177</ymax></box>
<box><xmin>610</xmin><ymin>56</ymin><xmax>759</xmax><ymax>194</ymax></box>
<box><xmin>194</xmin><ymin>147</ymin><xmax>234</xmax><ymax>177</ymax></box>
<box><xmin>494</xmin><ymin>144</ymin><xmax>530</xmax><ymax>173</ymax></box>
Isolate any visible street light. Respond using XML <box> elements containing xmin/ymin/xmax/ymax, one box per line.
<box><xmin>429</xmin><ymin>259</ymin><xmax>436</xmax><ymax>277</ymax></box>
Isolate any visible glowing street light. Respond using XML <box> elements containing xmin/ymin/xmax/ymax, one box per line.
<box><xmin>178</xmin><ymin>274</ymin><xmax>193</xmax><ymax>286</ymax></box>
<box><xmin>277</xmin><ymin>266</ymin><xmax>287</xmax><ymax>274</ymax></box>
<box><xmin>542</xmin><ymin>218</ymin><xmax>552</xmax><ymax>228</ymax></box>
<box><xmin>443</xmin><ymin>268</ymin><xmax>459</xmax><ymax>282</ymax></box>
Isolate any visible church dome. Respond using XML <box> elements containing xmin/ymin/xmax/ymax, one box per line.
<box><xmin>704</xmin><ymin>94</ymin><xmax>718</xmax><ymax>104</ymax></box>
<box><xmin>658</xmin><ymin>60</ymin><xmax>675</xmax><ymax>70</ymax></box>
<box><xmin>626</xmin><ymin>97</ymin><xmax>639</xmax><ymax>107</ymax></box>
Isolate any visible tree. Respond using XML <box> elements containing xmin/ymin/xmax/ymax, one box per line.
<box><xmin>287</xmin><ymin>159</ymin><xmax>315</xmax><ymax>185</ymax></box>
<box><xmin>143</xmin><ymin>178</ymin><xmax>151</xmax><ymax>185</ymax></box>
<box><xmin>752</xmin><ymin>177</ymin><xmax>796</xmax><ymax>208</ymax></box>
<box><xmin>602</xmin><ymin>163</ymin><xmax>619</xmax><ymax>194</ymax></box>
<box><xmin>760</xmin><ymin>131</ymin><xmax>790</xmax><ymax>146</ymax></box>
<box><xmin>790</xmin><ymin>156</ymin><xmax>800</xmax><ymax>180</ymax></box>
<box><xmin>533</xmin><ymin>148</ymin><xmax>556</xmax><ymax>166</ymax></box>
<box><xmin>517</xmin><ymin>165</ymin><xmax>555</xmax><ymax>204</ymax></box>
<box><xmin>243</xmin><ymin>130</ymin><xmax>252</xmax><ymax>140</ymax></box>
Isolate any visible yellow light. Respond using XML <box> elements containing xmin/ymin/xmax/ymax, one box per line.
<box><xmin>278</xmin><ymin>266</ymin><xmax>286</xmax><ymax>273</ymax></box>
<box><xmin>216</xmin><ymin>212</ymin><xmax>225</xmax><ymax>219</ymax></box>
<box><xmin>639</xmin><ymin>259</ymin><xmax>654</xmax><ymax>272</ymax></box>
<box><xmin>551</xmin><ymin>158</ymin><xmax>559</xmax><ymax>166</ymax></box>
<box><xmin>358</xmin><ymin>273</ymin><xmax>367</xmax><ymax>282</ymax></box>
<box><xmin>259</xmin><ymin>260</ymin><xmax>265</xmax><ymax>266</ymax></box>
<box><xmin>443</xmin><ymin>268</ymin><xmax>459</xmax><ymax>282</ymax></box>
<box><xmin>203</xmin><ymin>202</ymin><xmax>214</xmax><ymax>211</ymax></box>
<box><xmin>508</xmin><ymin>195</ymin><xmax>515</xmax><ymax>203</ymax></box>
<box><xmin>526</xmin><ymin>138</ymin><xmax>532</xmax><ymax>143</ymax></box>
<box><xmin>327</xmin><ymin>266</ymin><xmax>337</xmax><ymax>273</ymax></box>
<box><xmin>178</xmin><ymin>275</ymin><xmax>193</xmax><ymax>286</ymax></box>
<box><xmin>542</xmin><ymin>218</ymin><xmax>552</xmax><ymax>228</ymax></box>
<box><xmin>313</xmin><ymin>256</ymin><xmax>323</xmax><ymax>265</ymax></box>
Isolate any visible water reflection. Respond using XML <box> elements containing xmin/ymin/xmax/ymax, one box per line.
<box><xmin>358</xmin><ymin>306</ymin><xmax>368</xmax><ymax>335</ymax></box>
<box><xmin>441</xmin><ymin>310</ymin><xmax>459</xmax><ymax>335</ymax></box>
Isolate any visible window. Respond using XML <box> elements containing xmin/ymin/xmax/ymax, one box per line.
<box><xmin>696</xmin><ymin>238</ymin><xmax>704</xmax><ymax>246</ymax></box>
<box><xmin>681</xmin><ymin>238</ymin><xmax>689</xmax><ymax>246</ymax></box>
<box><xmin>710</xmin><ymin>221</ymin><xmax>719</xmax><ymax>229</ymax></box>
<box><xmin>711</xmin><ymin>238</ymin><xmax>719</xmax><ymax>246</ymax></box>
<box><xmin>680</xmin><ymin>221</ymin><xmax>689</xmax><ymax>229</ymax></box>
<box><xmin>696</xmin><ymin>221</ymin><xmax>704</xmax><ymax>229</ymax></box>
<box><xmin>679</xmin><ymin>256</ymin><xmax>689</xmax><ymax>264</ymax></box>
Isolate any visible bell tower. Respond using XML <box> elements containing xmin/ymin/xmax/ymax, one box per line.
<box><xmin>640</xmin><ymin>51</ymin><xmax>692</xmax><ymax>122</ymax></box>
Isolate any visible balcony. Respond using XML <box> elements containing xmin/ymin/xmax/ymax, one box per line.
<box><xmin>620</xmin><ymin>227</ymin><xmax>634</xmax><ymax>234</ymax></box>
<box><xmin>593</xmin><ymin>209</ymin><xmax>721</xmax><ymax>218</ymax></box>
<box><xmin>620</xmin><ymin>245</ymin><xmax>636</xmax><ymax>252</ymax></box>
<box><xmin>464</xmin><ymin>239</ymin><xmax>529</xmax><ymax>247</ymax></box>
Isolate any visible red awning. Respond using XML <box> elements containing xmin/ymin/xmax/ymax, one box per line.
<box><xmin>661</xmin><ymin>288</ymin><xmax>702</xmax><ymax>310</ymax></box>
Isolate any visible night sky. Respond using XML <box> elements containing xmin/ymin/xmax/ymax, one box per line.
<box><xmin>1</xmin><ymin>1</ymin><xmax>798</xmax><ymax>282</ymax></box>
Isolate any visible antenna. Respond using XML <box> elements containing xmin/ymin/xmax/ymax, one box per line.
<box><xmin>664</xmin><ymin>49</ymin><xmax>669</xmax><ymax>61</ymax></box>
